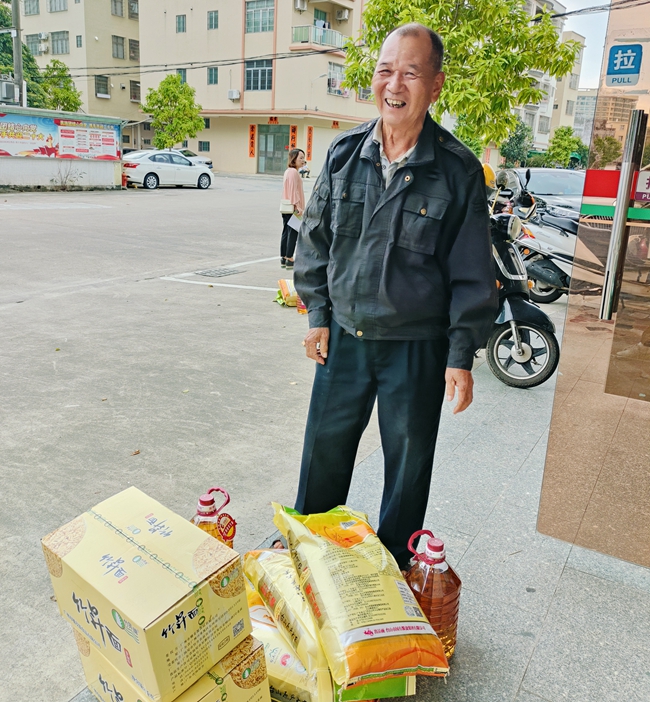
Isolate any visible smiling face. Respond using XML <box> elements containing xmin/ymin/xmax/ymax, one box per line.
<box><xmin>371</xmin><ymin>31</ymin><xmax>445</xmax><ymax>134</ymax></box>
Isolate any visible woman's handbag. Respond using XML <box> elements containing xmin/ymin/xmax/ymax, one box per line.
<box><xmin>279</xmin><ymin>199</ymin><xmax>295</xmax><ymax>214</ymax></box>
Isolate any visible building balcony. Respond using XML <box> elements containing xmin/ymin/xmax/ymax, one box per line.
<box><xmin>291</xmin><ymin>25</ymin><xmax>347</xmax><ymax>50</ymax></box>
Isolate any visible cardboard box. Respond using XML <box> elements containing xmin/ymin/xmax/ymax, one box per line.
<box><xmin>278</xmin><ymin>279</ymin><xmax>298</xmax><ymax>307</ymax></box>
<box><xmin>42</xmin><ymin>487</ymin><xmax>252</xmax><ymax>702</ymax></box>
<box><xmin>75</xmin><ymin>631</ymin><xmax>271</xmax><ymax>702</ymax></box>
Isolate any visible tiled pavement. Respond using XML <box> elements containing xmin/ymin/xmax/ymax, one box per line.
<box><xmin>69</xmin><ymin>298</ymin><xmax>650</xmax><ymax>702</ymax></box>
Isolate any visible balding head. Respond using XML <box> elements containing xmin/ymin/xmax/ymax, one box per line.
<box><xmin>384</xmin><ymin>23</ymin><xmax>444</xmax><ymax>74</ymax></box>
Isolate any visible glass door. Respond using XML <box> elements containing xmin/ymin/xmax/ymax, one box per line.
<box><xmin>257</xmin><ymin>125</ymin><xmax>290</xmax><ymax>175</ymax></box>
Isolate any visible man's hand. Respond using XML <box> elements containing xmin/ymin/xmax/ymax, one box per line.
<box><xmin>445</xmin><ymin>368</ymin><xmax>473</xmax><ymax>414</ymax></box>
<box><xmin>303</xmin><ymin>327</ymin><xmax>330</xmax><ymax>365</ymax></box>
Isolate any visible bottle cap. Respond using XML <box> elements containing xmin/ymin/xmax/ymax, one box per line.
<box><xmin>197</xmin><ymin>493</ymin><xmax>217</xmax><ymax>516</ymax></box>
<box><xmin>424</xmin><ymin>537</ymin><xmax>445</xmax><ymax>562</ymax></box>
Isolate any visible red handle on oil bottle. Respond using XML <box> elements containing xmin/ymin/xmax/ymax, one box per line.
<box><xmin>207</xmin><ymin>487</ymin><xmax>230</xmax><ymax>514</ymax></box>
<box><xmin>407</xmin><ymin>529</ymin><xmax>434</xmax><ymax>559</ymax></box>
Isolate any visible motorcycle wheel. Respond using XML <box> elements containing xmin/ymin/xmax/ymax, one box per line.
<box><xmin>529</xmin><ymin>279</ymin><xmax>564</xmax><ymax>304</ymax></box>
<box><xmin>486</xmin><ymin>322</ymin><xmax>560</xmax><ymax>389</ymax></box>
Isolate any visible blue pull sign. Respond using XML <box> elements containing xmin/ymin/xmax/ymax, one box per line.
<box><xmin>606</xmin><ymin>44</ymin><xmax>643</xmax><ymax>86</ymax></box>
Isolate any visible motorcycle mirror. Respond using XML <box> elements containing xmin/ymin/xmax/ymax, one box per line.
<box><xmin>524</xmin><ymin>168</ymin><xmax>531</xmax><ymax>187</ymax></box>
<box><xmin>496</xmin><ymin>171</ymin><xmax>509</xmax><ymax>188</ymax></box>
<box><xmin>518</xmin><ymin>191</ymin><xmax>534</xmax><ymax>209</ymax></box>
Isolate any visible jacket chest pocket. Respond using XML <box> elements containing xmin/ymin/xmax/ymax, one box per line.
<box><xmin>399</xmin><ymin>193</ymin><xmax>449</xmax><ymax>255</ymax></box>
<box><xmin>331</xmin><ymin>180</ymin><xmax>366</xmax><ymax>238</ymax></box>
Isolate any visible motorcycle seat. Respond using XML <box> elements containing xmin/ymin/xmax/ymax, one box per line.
<box><xmin>541</xmin><ymin>213</ymin><xmax>578</xmax><ymax>235</ymax></box>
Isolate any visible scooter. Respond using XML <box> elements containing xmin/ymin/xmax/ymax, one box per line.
<box><xmin>485</xmin><ymin>213</ymin><xmax>560</xmax><ymax>388</ymax></box>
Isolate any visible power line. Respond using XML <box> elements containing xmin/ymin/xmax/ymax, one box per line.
<box><xmin>548</xmin><ymin>0</ymin><xmax>650</xmax><ymax>19</ymax></box>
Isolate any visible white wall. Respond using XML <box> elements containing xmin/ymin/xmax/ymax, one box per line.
<box><xmin>0</xmin><ymin>157</ymin><xmax>121</xmax><ymax>189</ymax></box>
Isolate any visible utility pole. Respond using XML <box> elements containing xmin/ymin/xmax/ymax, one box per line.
<box><xmin>11</xmin><ymin>0</ymin><xmax>24</xmax><ymax>105</ymax></box>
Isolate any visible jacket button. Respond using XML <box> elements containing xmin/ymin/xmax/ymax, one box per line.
<box><xmin>342</xmin><ymin>192</ymin><xmax>347</xmax><ymax>198</ymax></box>
<box><xmin>376</xmin><ymin>162</ymin><xmax>381</xmax><ymax>167</ymax></box>
<box><xmin>420</xmin><ymin>208</ymin><xmax>427</xmax><ymax>215</ymax></box>
<box><xmin>404</xmin><ymin>175</ymin><xmax>411</xmax><ymax>182</ymax></box>
<box><xmin>356</xmin><ymin>330</ymin><xmax>363</xmax><ymax>337</ymax></box>
<box><xmin>439</xmin><ymin>136</ymin><xmax>444</xmax><ymax>142</ymax></box>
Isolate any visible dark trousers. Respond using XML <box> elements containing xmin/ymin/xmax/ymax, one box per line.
<box><xmin>280</xmin><ymin>214</ymin><xmax>298</xmax><ymax>259</ymax></box>
<box><xmin>294</xmin><ymin>320</ymin><xmax>449</xmax><ymax>569</ymax></box>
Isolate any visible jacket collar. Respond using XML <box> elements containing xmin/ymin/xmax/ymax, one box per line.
<box><xmin>360</xmin><ymin>113</ymin><xmax>437</xmax><ymax>166</ymax></box>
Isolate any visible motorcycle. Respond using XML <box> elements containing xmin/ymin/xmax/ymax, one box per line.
<box><xmin>485</xmin><ymin>212</ymin><xmax>561</xmax><ymax>388</ymax></box>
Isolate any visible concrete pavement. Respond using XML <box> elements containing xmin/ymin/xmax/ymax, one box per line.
<box><xmin>2</xmin><ymin>179</ymin><xmax>650</xmax><ymax>702</ymax></box>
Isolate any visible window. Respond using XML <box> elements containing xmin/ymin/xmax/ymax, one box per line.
<box><xmin>177</xmin><ymin>69</ymin><xmax>187</xmax><ymax>84</ymax></box>
<box><xmin>566</xmin><ymin>100</ymin><xmax>575</xmax><ymax>116</ymax></box>
<box><xmin>358</xmin><ymin>87</ymin><xmax>373</xmax><ymax>101</ymax></box>
<box><xmin>569</xmin><ymin>73</ymin><xmax>579</xmax><ymax>90</ymax></box>
<box><xmin>203</xmin><ymin>118</ymin><xmax>211</xmax><ymax>129</ymax></box>
<box><xmin>553</xmin><ymin>103</ymin><xmax>559</xmax><ymax>110</ymax></box>
<box><xmin>48</xmin><ymin>0</ymin><xmax>67</xmax><ymax>11</ymax></box>
<box><xmin>538</xmin><ymin>116</ymin><xmax>550</xmax><ymax>134</ymax></box>
<box><xmin>76</xmin><ymin>35</ymin><xmax>82</xmax><ymax>47</ymax></box>
<box><xmin>207</xmin><ymin>67</ymin><xmax>218</xmax><ymax>85</ymax></box>
<box><xmin>51</xmin><ymin>30</ymin><xmax>69</xmax><ymax>54</ymax></box>
<box><xmin>129</xmin><ymin>39</ymin><xmax>139</xmax><ymax>61</ymax></box>
<box><xmin>182</xmin><ymin>140</ymin><xmax>188</xmax><ymax>148</ymax></box>
<box><xmin>245</xmin><ymin>59</ymin><xmax>272</xmax><ymax>91</ymax></box>
<box><xmin>123</xmin><ymin>134</ymin><xmax>130</xmax><ymax>144</ymax></box>
<box><xmin>128</xmin><ymin>0</ymin><xmax>138</xmax><ymax>19</ymax></box>
<box><xmin>75</xmin><ymin>0</ymin><xmax>80</xmax><ymax>3</ymax></box>
<box><xmin>524</xmin><ymin>111</ymin><xmax>535</xmax><ymax>130</ymax></box>
<box><xmin>95</xmin><ymin>75</ymin><xmax>110</xmax><ymax>97</ymax></box>
<box><xmin>314</xmin><ymin>8</ymin><xmax>327</xmax><ymax>24</ymax></box>
<box><xmin>130</xmin><ymin>80</ymin><xmax>140</xmax><ymax>101</ymax></box>
<box><xmin>143</xmin><ymin>138</ymin><xmax>151</xmax><ymax>145</ymax></box>
<box><xmin>112</xmin><ymin>35</ymin><xmax>125</xmax><ymax>59</ymax></box>
<box><xmin>111</xmin><ymin>0</ymin><xmax>123</xmax><ymax>16</ymax></box>
<box><xmin>176</xmin><ymin>14</ymin><xmax>186</xmax><ymax>32</ymax></box>
<box><xmin>327</xmin><ymin>62</ymin><xmax>348</xmax><ymax>97</ymax></box>
<box><xmin>26</xmin><ymin>35</ymin><xmax>41</xmax><ymax>55</ymax></box>
<box><xmin>24</xmin><ymin>0</ymin><xmax>40</xmax><ymax>15</ymax></box>
<box><xmin>575</xmin><ymin>47</ymin><xmax>583</xmax><ymax>64</ymax></box>
<box><xmin>198</xmin><ymin>141</ymin><xmax>210</xmax><ymax>152</ymax></box>
<box><xmin>143</xmin><ymin>122</ymin><xmax>151</xmax><ymax>131</ymax></box>
<box><xmin>245</xmin><ymin>0</ymin><xmax>274</xmax><ymax>33</ymax></box>
<box><xmin>207</xmin><ymin>10</ymin><xmax>218</xmax><ymax>29</ymax></box>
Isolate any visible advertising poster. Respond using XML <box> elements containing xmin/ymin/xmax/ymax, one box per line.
<box><xmin>0</xmin><ymin>112</ymin><xmax>121</xmax><ymax>160</ymax></box>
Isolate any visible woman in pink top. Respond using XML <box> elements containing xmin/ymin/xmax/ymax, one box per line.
<box><xmin>280</xmin><ymin>149</ymin><xmax>306</xmax><ymax>270</ymax></box>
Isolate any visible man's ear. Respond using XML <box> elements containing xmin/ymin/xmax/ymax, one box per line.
<box><xmin>430</xmin><ymin>71</ymin><xmax>446</xmax><ymax>104</ymax></box>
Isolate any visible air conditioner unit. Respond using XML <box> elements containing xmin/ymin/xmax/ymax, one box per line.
<box><xmin>38</xmin><ymin>32</ymin><xmax>49</xmax><ymax>40</ymax></box>
<box><xmin>0</xmin><ymin>81</ymin><xmax>16</xmax><ymax>101</ymax></box>
<box><xmin>227</xmin><ymin>89</ymin><xmax>240</xmax><ymax>101</ymax></box>
<box><xmin>294</xmin><ymin>0</ymin><xmax>307</xmax><ymax>11</ymax></box>
<box><xmin>39</xmin><ymin>43</ymin><xmax>49</xmax><ymax>53</ymax></box>
<box><xmin>335</xmin><ymin>9</ymin><xmax>349</xmax><ymax>21</ymax></box>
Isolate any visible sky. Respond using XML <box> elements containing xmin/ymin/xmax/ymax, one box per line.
<box><xmin>561</xmin><ymin>0</ymin><xmax>610</xmax><ymax>88</ymax></box>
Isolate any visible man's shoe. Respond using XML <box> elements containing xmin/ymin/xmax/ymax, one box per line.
<box><xmin>285</xmin><ymin>259</ymin><xmax>294</xmax><ymax>269</ymax></box>
<box><xmin>281</xmin><ymin>257</ymin><xmax>286</xmax><ymax>268</ymax></box>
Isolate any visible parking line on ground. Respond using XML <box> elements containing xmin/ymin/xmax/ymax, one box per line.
<box><xmin>160</xmin><ymin>276</ymin><xmax>277</xmax><ymax>292</ymax></box>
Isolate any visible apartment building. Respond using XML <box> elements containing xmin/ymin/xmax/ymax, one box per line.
<box><xmin>574</xmin><ymin>88</ymin><xmax>597</xmax><ymax>144</ymax></box>
<box><xmin>139</xmin><ymin>0</ymin><xmax>377</xmax><ymax>176</ymax></box>
<box><xmin>550</xmin><ymin>31</ymin><xmax>586</xmax><ymax>138</ymax></box>
<box><xmin>20</xmin><ymin>0</ymin><xmax>144</xmax><ymax>148</ymax></box>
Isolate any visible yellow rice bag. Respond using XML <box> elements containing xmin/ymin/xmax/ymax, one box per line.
<box><xmin>273</xmin><ymin>505</ymin><xmax>449</xmax><ymax>686</ymax></box>
<box><xmin>245</xmin><ymin>550</ymin><xmax>332</xmax><ymax>701</ymax></box>
<box><xmin>247</xmin><ymin>583</ymin><xmax>318</xmax><ymax>702</ymax></box>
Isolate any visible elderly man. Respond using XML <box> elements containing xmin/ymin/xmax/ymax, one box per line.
<box><xmin>293</xmin><ymin>23</ymin><xmax>498</xmax><ymax>569</ymax></box>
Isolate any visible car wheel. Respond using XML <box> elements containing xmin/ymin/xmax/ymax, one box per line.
<box><xmin>197</xmin><ymin>174</ymin><xmax>211</xmax><ymax>190</ymax></box>
<box><xmin>175</xmin><ymin>184</ymin><xmax>183</xmax><ymax>188</ymax></box>
<box><xmin>143</xmin><ymin>173</ymin><xmax>159</xmax><ymax>190</ymax></box>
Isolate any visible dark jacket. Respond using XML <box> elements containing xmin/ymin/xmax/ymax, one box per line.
<box><xmin>294</xmin><ymin>114</ymin><xmax>498</xmax><ymax>370</ymax></box>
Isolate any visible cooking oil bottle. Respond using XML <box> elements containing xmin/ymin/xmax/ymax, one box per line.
<box><xmin>405</xmin><ymin>529</ymin><xmax>461</xmax><ymax>659</ymax></box>
<box><xmin>191</xmin><ymin>487</ymin><xmax>237</xmax><ymax>548</ymax></box>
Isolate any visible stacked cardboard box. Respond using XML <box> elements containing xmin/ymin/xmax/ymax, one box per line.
<box><xmin>42</xmin><ymin>487</ymin><xmax>271</xmax><ymax>702</ymax></box>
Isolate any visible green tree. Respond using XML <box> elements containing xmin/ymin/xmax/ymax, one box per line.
<box><xmin>142</xmin><ymin>74</ymin><xmax>204</xmax><ymax>150</ymax></box>
<box><xmin>525</xmin><ymin>153</ymin><xmax>548</xmax><ymax>168</ymax></box>
<box><xmin>344</xmin><ymin>0</ymin><xmax>579</xmax><ymax>146</ymax></box>
<box><xmin>452</xmin><ymin>115</ymin><xmax>484</xmax><ymax>158</ymax></box>
<box><xmin>546</xmin><ymin>126</ymin><xmax>582</xmax><ymax>168</ymax></box>
<box><xmin>0</xmin><ymin>2</ymin><xmax>47</xmax><ymax>107</ymax></box>
<box><xmin>41</xmin><ymin>59</ymin><xmax>82</xmax><ymax>112</ymax></box>
<box><xmin>588</xmin><ymin>136</ymin><xmax>622</xmax><ymax>169</ymax></box>
<box><xmin>573</xmin><ymin>140</ymin><xmax>589</xmax><ymax>168</ymax></box>
<box><xmin>500</xmin><ymin>117</ymin><xmax>533</xmax><ymax>167</ymax></box>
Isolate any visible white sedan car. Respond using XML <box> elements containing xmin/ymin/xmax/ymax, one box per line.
<box><xmin>123</xmin><ymin>151</ymin><xmax>213</xmax><ymax>190</ymax></box>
